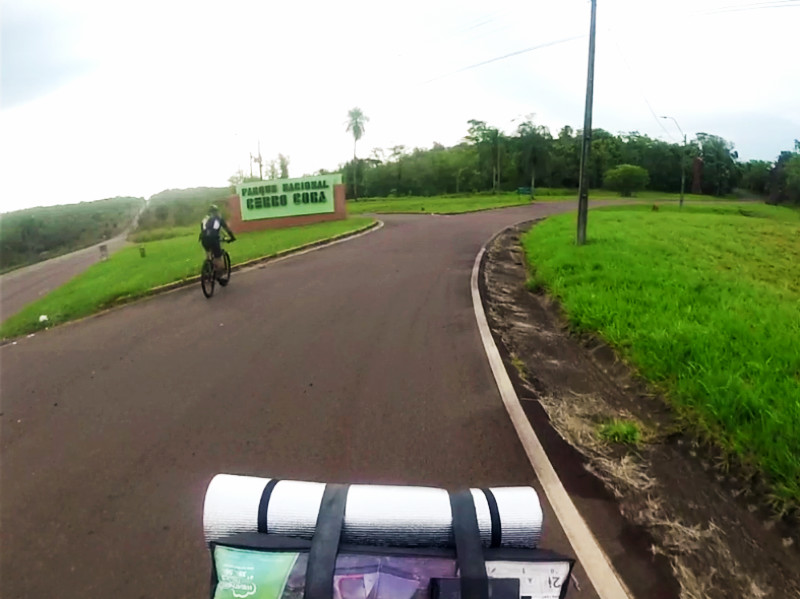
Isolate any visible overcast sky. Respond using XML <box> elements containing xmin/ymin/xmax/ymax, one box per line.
<box><xmin>1</xmin><ymin>0</ymin><xmax>798</xmax><ymax>213</ymax></box>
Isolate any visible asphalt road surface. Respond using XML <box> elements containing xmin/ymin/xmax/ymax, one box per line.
<box><xmin>0</xmin><ymin>234</ymin><xmax>129</xmax><ymax>322</ymax></box>
<box><xmin>2</xmin><ymin>204</ymin><xmax>614</xmax><ymax>598</ymax></box>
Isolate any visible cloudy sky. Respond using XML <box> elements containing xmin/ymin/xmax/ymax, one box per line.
<box><xmin>1</xmin><ymin>0</ymin><xmax>798</xmax><ymax>212</ymax></box>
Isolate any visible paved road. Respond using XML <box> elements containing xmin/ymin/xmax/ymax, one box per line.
<box><xmin>2</xmin><ymin>204</ymin><xmax>610</xmax><ymax>598</ymax></box>
<box><xmin>0</xmin><ymin>234</ymin><xmax>129</xmax><ymax>322</ymax></box>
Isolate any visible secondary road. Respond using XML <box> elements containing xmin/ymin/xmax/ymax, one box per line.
<box><xmin>0</xmin><ymin>234</ymin><xmax>129</xmax><ymax>322</ymax></box>
<box><xmin>2</xmin><ymin>203</ymin><xmax>616</xmax><ymax>598</ymax></box>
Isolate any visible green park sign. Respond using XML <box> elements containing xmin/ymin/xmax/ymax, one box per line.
<box><xmin>237</xmin><ymin>174</ymin><xmax>342</xmax><ymax>221</ymax></box>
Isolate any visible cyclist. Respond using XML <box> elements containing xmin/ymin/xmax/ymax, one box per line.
<box><xmin>199</xmin><ymin>204</ymin><xmax>236</xmax><ymax>275</ymax></box>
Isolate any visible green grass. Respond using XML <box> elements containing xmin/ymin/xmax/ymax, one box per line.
<box><xmin>1</xmin><ymin>217</ymin><xmax>375</xmax><ymax>340</ymax></box>
<box><xmin>347</xmin><ymin>190</ymin><xmax>732</xmax><ymax>215</ymax></box>
<box><xmin>127</xmin><ymin>225</ymin><xmax>197</xmax><ymax>243</ymax></box>
<box><xmin>598</xmin><ymin>419</ymin><xmax>642</xmax><ymax>445</ymax></box>
<box><xmin>347</xmin><ymin>193</ymin><xmax>533</xmax><ymax>214</ymax></box>
<box><xmin>522</xmin><ymin>203</ymin><xmax>800</xmax><ymax>509</ymax></box>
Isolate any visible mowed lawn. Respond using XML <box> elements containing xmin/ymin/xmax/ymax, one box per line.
<box><xmin>522</xmin><ymin>203</ymin><xmax>800</xmax><ymax>508</ymax></box>
<box><xmin>1</xmin><ymin>217</ymin><xmax>375</xmax><ymax>339</ymax></box>
<box><xmin>347</xmin><ymin>193</ymin><xmax>534</xmax><ymax>214</ymax></box>
<box><xmin>347</xmin><ymin>190</ymin><xmax>725</xmax><ymax>215</ymax></box>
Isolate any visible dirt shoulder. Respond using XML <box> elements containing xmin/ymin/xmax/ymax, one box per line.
<box><xmin>481</xmin><ymin>222</ymin><xmax>800</xmax><ymax>599</ymax></box>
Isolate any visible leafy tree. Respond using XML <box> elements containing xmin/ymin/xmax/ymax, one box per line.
<box><xmin>278</xmin><ymin>154</ymin><xmax>290</xmax><ymax>179</ymax></box>
<box><xmin>465</xmin><ymin>119</ymin><xmax>493</xmax><ymax>190</ymax></box>
<box><xmin>785</xmin><ymin>155</ymin><xmax>800</xmax><ymax>203</ymax></box>
<box><xmin>604</xmin><ymin>164</ymin><xmax>650</xmax><ymax>196</ymax></box>
<box><xmin>549</xmin><ymin>127</ymin><xmax>581</xmax><ymax>188</ymax></box>
<box><xmin>769</xmin><ymin>142</ymin><xmax>800</xmax><ymax>205</ymax></box>
<box><xmin>228</xmin><ymin>170</ymin><xmax>246</xmax><ymax>186</ymax></box>
<box><xmin>516</xmin><ymin>119</ymin><xmax>552</xmax><ymax>197</ymax></box>
<box><xmin>465</xmin><ymin>120</ymin><xmax>505</xmax><ymax>192</ymax></box>
<box><xmin>267</xmin><ymin>160</ymin><xmax>279</xmax><ymax>180</ymax></box>
<box><xmin>740</xmin><ymin>160</ymin><xmax>772</xmax><ymax>195</ymax></box>
<box><xmin>329</xmin><ymin>117</ymin><xmax>785</xmax><ymax>205</ymax></box>
<box><xmin>696</xmin><ymin>133</ymin><xmax>738</xmax><ymax>196</ymax></box>
<box><xmin>390</xmin><ymin>145</ymin><xmax>406</xmax><ymax>193</ymax></box>
<box><xmin>589</xmin><ymin>130</ymin><xmax>623</xmax><ymax>188</ymax></box>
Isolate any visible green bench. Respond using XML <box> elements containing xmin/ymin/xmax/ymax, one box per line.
<box><xmin>517</xmin><ymin>186</ymin><xmax>533</xmax><ymax>196</ymax></box>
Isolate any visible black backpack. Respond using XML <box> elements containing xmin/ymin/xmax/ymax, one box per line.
<box><xmin>203</xmin><ymin>216</ymin><xmax>223</xmax><ymax>238</ymax></box>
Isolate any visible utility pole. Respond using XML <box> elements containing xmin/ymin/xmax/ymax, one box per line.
<box><xmin>576</xmin><ymin>0</ymin><xmax>597</xmax><ymax>246</ymax></box>
<box><xmin>661</xmin><ymin>116</ymin><xmax>687</xmax><ymax>208</ymax></box>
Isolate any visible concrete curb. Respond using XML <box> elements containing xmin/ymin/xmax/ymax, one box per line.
<box><xmin>0</xmin><ymin>219</ymin><xmax>383</xmax><ymax>345</ymax></box>
<box><xmin>471</xmin><ymin>225</ymin><xmax>632</xmax><ymax>599</ymax></box>
<box><xmin>143</xmin><ymin>219</ymin><xmax>382</xmax><ymax>296</ymax></box>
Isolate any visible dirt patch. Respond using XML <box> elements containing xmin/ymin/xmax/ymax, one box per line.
<box><xmin>482</xmin><ymin>222</ymin><xmax>800</xmax><ymax>599</ymax></box>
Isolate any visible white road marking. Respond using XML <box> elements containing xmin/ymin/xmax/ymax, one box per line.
<box><xmin>471</xmin><ymin>241</ymin><xmax>632</xmax><ymax>599</ymax></box>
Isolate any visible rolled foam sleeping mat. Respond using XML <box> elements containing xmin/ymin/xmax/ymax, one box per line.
<box><xmin>203</xmin><ymin>474</ymin><xmax>543</xmax><ymax>548</ymax></box>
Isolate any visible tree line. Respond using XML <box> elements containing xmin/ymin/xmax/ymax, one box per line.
<box><xmin>0</xmin><ymin>197</ymin><xmax>144</xmax><ymax>272</ymax></box>
<box><xmin>331</xmin><ymin>116</ymin><xmax>800</xmax><ymax>204</ymax></box>
<box><xmin>740</xmin><ymin>140</ymin><xmax>800</xmax><ymax>205</ymax></box>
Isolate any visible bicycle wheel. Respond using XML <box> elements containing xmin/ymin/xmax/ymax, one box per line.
<box><xmin>217</xmin><ymin>251</ymin><xmax>231</xmax><ymax>287</ymax></box>
<box><xmin>201</xmin><ymin>259</ymin><xmax>215</xmax><ymax>298</ymax></box>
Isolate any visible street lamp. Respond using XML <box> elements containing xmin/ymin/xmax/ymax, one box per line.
<box><xmin>661</xmin><ymin>116</ymin><xmax>687</xmax><ymax>208</ymax></box>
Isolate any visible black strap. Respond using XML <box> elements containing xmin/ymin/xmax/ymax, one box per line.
<box><xmin>304</xmin><ymin>484</ymin><xmax>349</xmax><ymax>599</ymax></box>
<box><xmin>481</xmin><ymin>489</ymin><xmax>502</xmax><ymax>549</ymax></box>
<box><xmin>449</xmin><ymin>490</ymin><xmax>489</xmax><ymax>599</ymax></box>
<box><xmin>257</xmin><ymin>479</ymin><xmax>280</xmax><ymax>533</ymax></box>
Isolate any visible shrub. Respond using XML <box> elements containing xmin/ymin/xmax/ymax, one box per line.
<box><xmin>604</xmin><ymin>164</ymin><xmax>650</xmax><ymax>197</ymax></box>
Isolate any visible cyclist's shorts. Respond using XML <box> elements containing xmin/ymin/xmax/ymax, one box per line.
<box><xmin>202</xmin><ymin>237</ymin><xmax>222</xmax><ymax>258</ymax></box>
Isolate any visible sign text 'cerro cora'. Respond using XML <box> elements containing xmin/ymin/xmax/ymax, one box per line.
<box><xmin>237</xmin><ymin>174</ymin><xmax>343</xmax><ymax>221</ymax></box>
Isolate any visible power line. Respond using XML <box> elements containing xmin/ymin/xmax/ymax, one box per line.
<box><xmin>605</xmin><ymin>27</ymin><xmax>676</xmax><ymax>141</ymax></box>
<box><xmin>421</xmin><ymin>34</ymin><xmax>586</xmax><ymax>85</ymax></box>
<box><xmin>391</xmin><ymin>6</ymin><xmax>515</xmax><ymax>60</ymax></box>
<box><xmin>704</xmin><ymin>0</ymin><xmax>800</xmax><ymax>12</ymax></box>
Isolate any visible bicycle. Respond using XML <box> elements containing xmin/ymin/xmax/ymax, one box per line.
<box><xmin>200</xmin><ymin>238</ymin><xmax>233</xmax><ymax>298</ymax></box>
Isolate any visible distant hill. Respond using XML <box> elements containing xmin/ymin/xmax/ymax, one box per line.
<box><xmin>0</xmin><ymin>197</ymin><xmax>145</xmax><ymax>273</ymax></box>
<box><xmin>135</xmin><ymin>187</ymin><xmax>233</xmax><ymax>232</ymax></box>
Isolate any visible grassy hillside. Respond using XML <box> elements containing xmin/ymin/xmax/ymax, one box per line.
<box><xmin>347</xmin><ymin>190</ymin><xmax>727</xmax><ymax>215</ymax></box>
<box><xmin>0</xmin><ymin>197</ymin><xmax>144</xmax><ymax>272</ymax></box>
<box><xmin>523</xmin><ymin>203</ymin><xmax>800</xmax><ymax>509</ymax></box>
<box><xmin>135</xmin><ymin>187</ymin><xmax>233</xmax><ymax>232</ymax></box>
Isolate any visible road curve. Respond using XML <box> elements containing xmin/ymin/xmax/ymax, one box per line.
<box><xmin>0</xmin><ymin>234</ymin><xmax>129</xmax><ymax>322</ymax></box>
<box><xmin>2</xmin><ymin>203</ymin><xmax>608</xmax><ymax>598</ymax></box>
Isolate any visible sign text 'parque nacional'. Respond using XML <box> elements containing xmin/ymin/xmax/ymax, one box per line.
<box><xmin>237</xmin><ymin>174</ymin><xmax>343</xmax><ymax>221</ymax></box>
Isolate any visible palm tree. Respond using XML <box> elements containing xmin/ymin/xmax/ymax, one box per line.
<box><xmin>346</xmin><ymin>108</ymin><xmax>369</xmax><ymax>200</ymax></box>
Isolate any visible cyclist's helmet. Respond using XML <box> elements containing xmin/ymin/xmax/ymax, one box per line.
<box><xmin>209</xmin><ymin>204</ymin><xmax>219</xmax><ymax>214</ymax></box>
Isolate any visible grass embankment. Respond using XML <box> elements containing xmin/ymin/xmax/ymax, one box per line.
<box><xmin>127</xmin><ymin>225</ymin><xmax>197</xmax><ymax>243</ymax></box>
<box><xmin>522</xmin><ymin>203</ymin><xmax>800</xmax><ymax>509</ymax></box>
<box><xmin>347</xmin><ymin>193</ymin><xmax>533</xmax><ymax>214</ymax></box>
<box><xmin>348</xmin><ymin>190</ymin><xmax>726</xmax><ymax>215</ymax></box>
<box><xmin>1</xmin><ymin>217</ymin><xmax>375</xmax><ymax>339</ymax></box>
